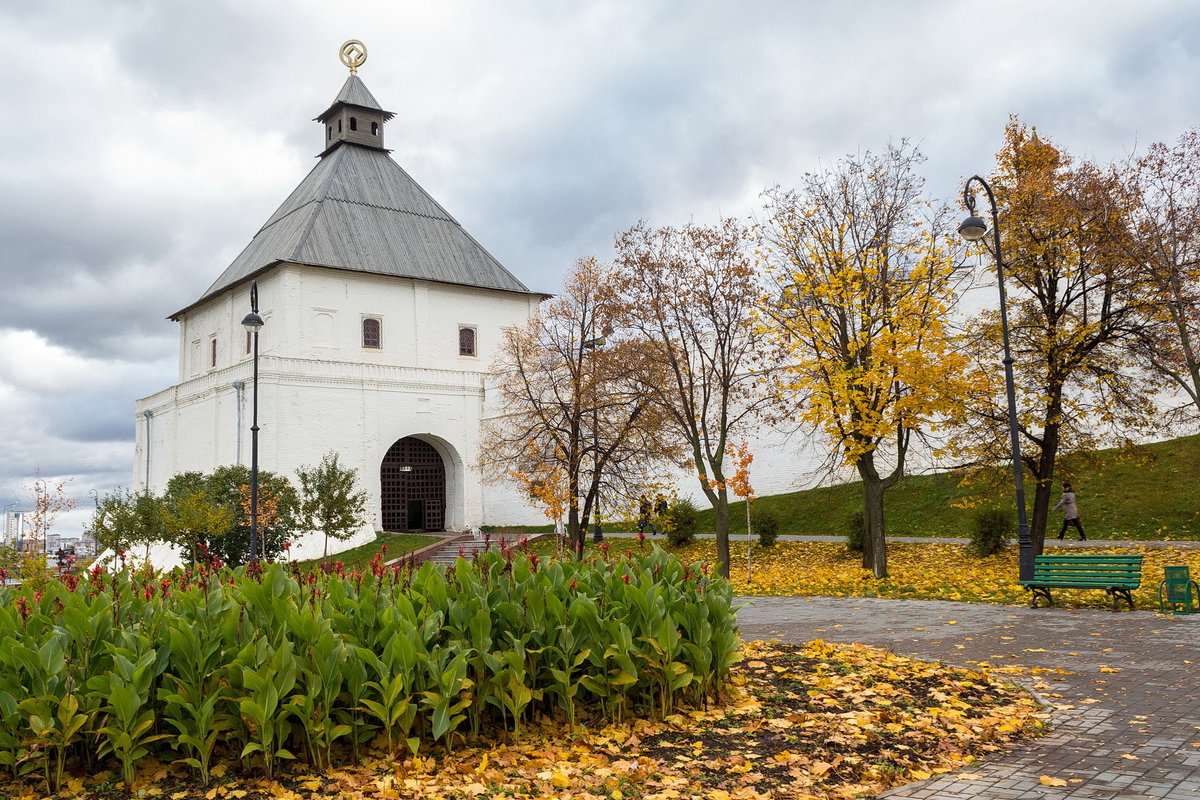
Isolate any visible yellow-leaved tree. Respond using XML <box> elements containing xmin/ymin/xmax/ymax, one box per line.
<box><xmin>951</xmin><ymin>120</ymin><xmax>1160</xmax><ymax>554</ymax></box>
<box><xmin>758</xmin><ymin>142</ymin><xmax>973</xmax><ymax>578</ymax></box>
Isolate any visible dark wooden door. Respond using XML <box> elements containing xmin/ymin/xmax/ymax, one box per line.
<box><xmin>380</xmin><ymin>437</ymin><xmax>445</xmax><ymax>532</ymax></box>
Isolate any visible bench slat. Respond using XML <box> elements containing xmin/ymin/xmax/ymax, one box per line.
<box><xmin>1036</xmin><ymin>575</ymin><xmax>1137</xmax><ymax>582</ymax></box>
<box><xmin>1034</xmin><ymin>556</ymin><xmax>1143</xmax><ymax>562</ymax></box>
<box><xmin>1021</xmin><ymin>582</ymin><xmax>1140</xmax><ymax>589</ymax></box>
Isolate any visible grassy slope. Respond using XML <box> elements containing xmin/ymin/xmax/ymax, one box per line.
<box><xmin>703</xmin><ymin>433</ymin><xmax>1200</xmax><ymax>540</ymax></box>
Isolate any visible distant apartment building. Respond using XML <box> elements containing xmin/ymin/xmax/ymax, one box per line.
<box><xmin>2</xmin><ymin>511</ymin><xmax>28</xmax><ymax>547</ymax></box>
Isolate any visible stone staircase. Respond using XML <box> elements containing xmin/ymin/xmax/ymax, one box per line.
<box><xmin>414</xmin><ymin>533</ymin><xmax>534</xmax><ymax>566</ymax></box>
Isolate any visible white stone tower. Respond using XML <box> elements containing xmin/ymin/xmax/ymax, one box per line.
<box><xmin>134</xmin><ymin>43</ymin><xmax>547</xmax><ymax>542</ymax></box>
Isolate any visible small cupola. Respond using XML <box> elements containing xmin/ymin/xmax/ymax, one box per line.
<box><xmin>314</xmin><ymin>40</ymin><xmax>395</xmax><ymax>156</ymax></box>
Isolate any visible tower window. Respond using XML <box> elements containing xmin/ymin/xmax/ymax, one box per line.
<box><xmin>459</xmin><ymin>327</ymin><xmax>477</xmax><ymax>357</ymax></box>
<box><xmin>350</xmin><ymin>117</ymin><xmax>357</xmax><ymax>132</ymax></box>
<box><xmin>327</xmin><ymin>125</ymin><xmax>332</xmax><ymax>140</ymax></box>
<box><xmin>371</xmin><ymin>122</ymin><xmax>378</xmax><ymax>136</ymax></box>
<box><xmin>363</xmin><ymin>318</ymin><xmax>382</xmax><ymax>349</ymax></box>
<box><xmin>338</xmin><ymin>119</ymin><xmax>343</xmax><ymax>132</ymax></box>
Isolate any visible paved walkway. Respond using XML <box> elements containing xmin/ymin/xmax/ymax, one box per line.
<box><xmin>734</xmin><ymin>597</ymin><xmax>1200</xmax><ymax>799</ymax></box>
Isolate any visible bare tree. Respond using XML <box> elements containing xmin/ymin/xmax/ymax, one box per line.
<box><xmin>482</xmin><ymin>257</ymin><xmax>678</xmax><ymax>557</ymax></box>
<box><xmin>1117</xmin><ymin>130</ymin><xmax>1200</xmax><ymax>424</ymax></box>
<box><xmin>610</xmin><ymin>219</ymin><xmax>771</xmax><ymax>578</ymax></box>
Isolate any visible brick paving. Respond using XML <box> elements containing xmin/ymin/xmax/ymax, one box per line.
<box><xmin>734</xmin><ymin>597</ymin><xmax>1200</xmax><ymax>799</ymax></box>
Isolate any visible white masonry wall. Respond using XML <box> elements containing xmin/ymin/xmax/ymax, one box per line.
<box><xmin>477</xmin><ymin>408</ymin><xmax>836</xmax><ymax>529</ymax></box>
<box><xmin>135</xmin><ymin>263</ymin><xmax>543</xmax><ymax>543</ymax></box>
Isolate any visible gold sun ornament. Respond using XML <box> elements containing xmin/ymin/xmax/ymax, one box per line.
<box><xmin>339</xmin><ymin>40</ymin><xmax>367</xmax><ymax>74</ymax></box>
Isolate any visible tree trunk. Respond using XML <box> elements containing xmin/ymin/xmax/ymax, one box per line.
<box><xmin>1028</xmin><ymin>412</ymin><xmax>1061</xmax><ymax>556</ymax></box>
<box><xmin>856</xmin><ymin>455</ymin><xmax>888</xmax><ymax>579</ymax></box>
<box><xmin>567</xmin><ymin>502</ymin><xmax>582</xmax><ymax>559</ymax></box>
<box><xmin>1167</xmin><ymin>270</ymin><xmax>1200</xmax><ymax>415</ymax></box>
<box><xmin>713</xmin><ymin>493</ymin><xmax>731</xmax><ymax>579</ymax></box>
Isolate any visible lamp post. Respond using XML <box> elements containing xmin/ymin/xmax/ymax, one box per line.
<box><xmin>582</xmin><ymin>332</ymin><xmax>608</xmax><ymax>543</ymax></box>
<box><xmin>958</xmin><ymin>175</ymin><xmax>1033</xmax><ymax>582</ymax></box>
<box><xmin>241</xmin><ymin>281</ymin><xmax>265</xmax><ymax>565</ymax></box>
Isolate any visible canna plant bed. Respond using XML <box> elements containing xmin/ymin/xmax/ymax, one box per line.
<box><xmin>0</xmin><ymin>547</ymin><xmax>737</xmax><ymax>796</ymax></box>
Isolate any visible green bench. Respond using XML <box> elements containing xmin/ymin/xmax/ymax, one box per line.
<box><xmin>1019</xmin><ymin>553</ymin><xmax>1143</xmax><ymax>610</ymax></box>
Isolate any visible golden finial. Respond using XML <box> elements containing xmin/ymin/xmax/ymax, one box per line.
<box><xmin>339</xmin><ymin>40</ymin><xmax>367</xmax><ymax>75</ymax></box>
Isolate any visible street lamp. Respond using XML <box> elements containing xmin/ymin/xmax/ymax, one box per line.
<box><xmin>582</xmin><ymin>332</ymin><xmax>608</xmax><ymax>543</ymax></box>
<box><xmin>958</xmin><ymin>175</ymin><xmax>1033</xmax><ymax>582</ymax></box>
<box><xmin>241</xmin><ymin>281</ymin><xmax>265</xmax><ymax>565</ymax></box>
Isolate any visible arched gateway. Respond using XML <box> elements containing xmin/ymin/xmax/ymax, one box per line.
<box><xmin>380</xmin><ymin>437</ymin><xmax>446</xmax><ymax>532</ymax></box>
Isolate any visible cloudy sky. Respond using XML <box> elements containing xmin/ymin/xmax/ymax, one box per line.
<box><xmin>2</xmin><ymin>0</ymin><xmax>1199</xmax><ymax>534</ymax></box>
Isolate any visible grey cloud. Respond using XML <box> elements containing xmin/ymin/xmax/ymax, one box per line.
<box><xmin>4</xmin><ymin>0</ymin><xmax>1200</xmax><ymax>532</ymax></box>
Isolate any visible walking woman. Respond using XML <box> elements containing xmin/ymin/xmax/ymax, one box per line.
<box><xmin>1053</xmin><ymin>482</ymin><xmax>1087</xmax><ymax>540</ymax></box>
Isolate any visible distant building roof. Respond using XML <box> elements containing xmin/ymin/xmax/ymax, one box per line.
<box><xmin>173</xmin><ymin>73</ymin><xmax>541</xmax><ymax>319</ymax></box>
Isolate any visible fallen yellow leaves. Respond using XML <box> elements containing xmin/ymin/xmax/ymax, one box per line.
<box><xmin>0</xmin><ymin>640</ymin><xmax>1044</xmax><ymax>800</ymax></box>
<box><xmin>605</xmin><ymin>540</ymin><xmax>1200</xmax><ymax>608</ymax></box>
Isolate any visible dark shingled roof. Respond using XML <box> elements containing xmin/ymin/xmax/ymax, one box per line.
<box><xmin>173</xmin><ymin>79</ymin><xmax>540</xmax><ymax>318</ymax></box>
<box><xmin>315</xmin><ymin>75</ymin><xmax>394</xmax><ymax>122</ymax></box>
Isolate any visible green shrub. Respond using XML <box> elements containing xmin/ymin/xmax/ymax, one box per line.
<box><xmin>664</xmin><ymin>498</ymin><xmax>699</xmax><ymax>546</ymax></box>
<box><xmin>755</xmin><ymin>510</ymin><xmax>780</xmax><ymax>547</ymax></box>
<box><xmin>164</xmin><ymin>465</ymin><xmax>300</xmax><ymax>566</ymax></box>
<box><xmin>0</xmin><ymin>549</ymin><xmax>736</xmax><ymax>791</ymax></box>
<box><xmin>970</xmin><ymin>508</ymin><xmax>1012</xmax><ymax>557</ymax></box>
<box><xmin>846</xmin><ymin>510</ymin><xmax>865</xmax><ymax>552</ymax></box>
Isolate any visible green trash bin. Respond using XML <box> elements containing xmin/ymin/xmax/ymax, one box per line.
<box><xmin>1158</xmin><ymin>565</ymin><xmax>1199</xmax><ymax>615</ymax></box>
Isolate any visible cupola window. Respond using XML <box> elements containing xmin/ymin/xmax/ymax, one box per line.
<box><xmin>338</xmin><ymin>119</ymin><xmax>343</xmax><ymax>132</ymax></box>
<box><xmin>371</xmin><ymin>122</ymin><xmax>378</xmax><ymax>136</ymax></box>
<box><xmin>350</xmin><ymin>117</ymin><xmax>358</xmax><ymax>132</ymax></box>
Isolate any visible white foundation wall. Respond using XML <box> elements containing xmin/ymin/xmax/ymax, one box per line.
<box><xmin>478</xmin><ymin>418</ymin><xmax>839</xmax><ymax>528</ymax></box>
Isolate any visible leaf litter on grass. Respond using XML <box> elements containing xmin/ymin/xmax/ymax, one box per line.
<box><xmin>583</xmin><ymin>539</ymin><xmax>1200</xmax><ymax>608</ymax></box>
